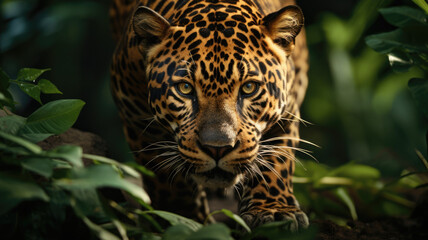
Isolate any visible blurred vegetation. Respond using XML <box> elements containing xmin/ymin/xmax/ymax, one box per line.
<box><xmin>1</xmin><ymin>0</ymin><xmax>428</xmax><ymax>239</ymax></box>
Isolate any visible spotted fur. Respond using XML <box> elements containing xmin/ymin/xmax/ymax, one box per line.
<box><xmin>110</xmin><ymin>0</ymin><xmax>309</xmax><ymax>228</ymax></box>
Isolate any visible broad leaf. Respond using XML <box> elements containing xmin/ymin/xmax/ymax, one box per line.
<box><xmin>187</xmin><ymin>223</ymin><xmax>233</xmax><ymax>240</ymax></box>
<box><xmin>144</xmin><ymin>210</ymin><xmax>202</xmax><ymax>231</ymax></box>
<box><xmin>38</xmin><ymin>79</ymin><xmax>62</xmax><ymax>94</ymax></box>
<box><xmin>212</xmin><ymin>209</ymin><xmax>251</xmax><ymax>233</ymax></box>
<box><xmin>83</xmin><ymin>154</ymin><xmax>140</xmax><ymax>178</ymax></box>
<box><xmin>0</xmin><ymin>172</ymin><xmax>50</xmax><ymax>214</ymax></box>
<box><xmin>379</xmin><ymin>6</ymin><xmax>428</xmax><ymax>27</ymax></box>
<box><xmin>328</xmin><ymin>163</ymin><xmax>381</xmax><ymax>180</ymax></box>
<box><xmin>80</xmin><ymin>215</ymin><xmax>121</xmax><ymax>240</ymax></box>
<box><xmin>0</xmin><ymin>115</ymin><xmax>26</xmax><ymax>134</ymax></box>
<box><xmin>55</xmin><ymin>164</ymin><xmax>150</xmax><ymax>204</ymax></box>
<box><xmin>18</xmin><ymin>99</ymin><xmax>85</xmax><ymax>142</ymax></box>
<box><xmin>16</xmin><ymin>82</ymin><xmax>42</xmax><ymax>104</ymax></box>
<box><xmin>0</xmin><ymin>130</ymin><xmax>42</xmax><ymax>154</ymax></box>
<box><xmin>70</xmin><ymin>188</ymin><xmax>104</xmax><ymax>217</ymax></box>
<box><xmin>21</xmin><ymin>158</ymin><xmax>56</xmax><ymax>178</ymax></box>
<box><xmin>45</xmin><ymin>145</ymin><xmax>83</xmax><ymax>167</ymax></box>
<box><xmin>14</xmin><ymin>79</ymin><xmax>62</xmax><ymax>104</ymax></box>
<box><xmin>365</xmin><ymin>29</ymin><xmax>426</xmax><ymax>54</ymax></box>
<box><xmin>0</xmin><ymin>69</ymin><xmax>14</xmax><ymax>108</ymax></box>
<box><xmin>0</xmin><ymin>91</ymin><xmax>15</xmax><ymax>108</ymax></box>
<box><xmin>163</xmin><ymin>224</ymin><xmax>193</xmax><ymax>240</ymax></box>
<box><xmin>408</xmin><ymin>78</ymin><xmax>428</xmax><ymax>118</ymax></box>
<box><xmin>17</xmin><ymin>68</ymin><xmax>50</xmax><ymax>82</ymax></box>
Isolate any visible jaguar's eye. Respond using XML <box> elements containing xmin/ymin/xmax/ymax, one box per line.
<box><xmin>177</xmin><ymin>82</ymin><xmax>194</xmax><ymax>95</ymax></box>
<box><xmin>241</xmin><ymin>82</ymin><xmax>258</xmax><ymax>96</ymax></box>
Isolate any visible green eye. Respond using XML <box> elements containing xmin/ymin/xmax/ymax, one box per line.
<box><xmin>177</xmin><ymin>82</ymin><xmax>193</xmax><ymax>95</ymax></box>
<box><xmin>241</xmin><ymin>82</ymin><xmax>258</xmax><ymax>95</ymax></box>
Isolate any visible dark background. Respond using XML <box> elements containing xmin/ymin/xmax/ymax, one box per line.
<box><xmin>1</xmin><ymin>0</ymin><xmax>426</xmax><ymax>177</ymax></box>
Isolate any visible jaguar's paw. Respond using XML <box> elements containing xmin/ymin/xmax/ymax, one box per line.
<box><xmin>241</xmin><ymin>206</ymin><xmax>309</xmax><ymax>231</ymax></box>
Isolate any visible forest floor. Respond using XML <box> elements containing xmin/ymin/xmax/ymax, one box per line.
<box><xmin>39</xmin><ymin>129</ymin><xmax>428</xmax><ymax>240</ymax></box>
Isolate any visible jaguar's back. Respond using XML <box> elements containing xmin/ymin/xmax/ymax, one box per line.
<box><xmin>110</xmin><ymin>0</ymin><xmax>309</xmax><ymax>229</ymax></box>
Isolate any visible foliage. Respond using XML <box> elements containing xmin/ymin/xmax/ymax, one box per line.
<box><xmin>302</xmin><ymin>0</ymin><xmax>426</xmax><ymax>178</ymax></box>
<box><xmin>291</xmin><ymin>0</ymin><xmax>428</xmax><ymax>225</ymax></box>
<box><xmin>293</xmin><ymin>160</ymin><xmax>425</xmax><ymax>224</ymax></box>
<box><xmin>0</xmin><ymin>68</ymin><xmax>150</xmax><ymax>239</ymax></box>
<box><xmin>1</xmin><ymin>0</ymin><xmax>428</xmax><ymax>239</ymax></box>
<box><xmin>1</xmin><ymin>68</ymin><xmax>83</xmax><ymax>142</ymax></box>
<box><xmin>365</xmin><ymin>3</ymin><xmax>428</xmax><ymax>130</ymax></box>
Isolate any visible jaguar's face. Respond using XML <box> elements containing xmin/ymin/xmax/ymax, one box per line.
<box><xmin>134</xmin><ymin>4</ymin><xmax>303</xmax><ymax>187</ymax></box>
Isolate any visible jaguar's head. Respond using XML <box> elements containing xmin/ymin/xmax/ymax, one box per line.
<box><xmin>133</xmin><ymin>2</ymin><xmax>303</xmax><ymax>188</ymax></box>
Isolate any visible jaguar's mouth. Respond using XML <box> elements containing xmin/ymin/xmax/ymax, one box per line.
<box><xmin>191</xmin><ymin>167</ymin><xmax>242</xmax><ymax>188</ymax></box>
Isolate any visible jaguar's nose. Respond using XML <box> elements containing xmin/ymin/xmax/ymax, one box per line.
<box><xmin>199</xmin><ymin>142</ymin><xmax>239</xmax><ymax>161</ymax></box>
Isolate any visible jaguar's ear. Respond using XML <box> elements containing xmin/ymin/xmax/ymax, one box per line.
<box><xmin>262</xmin><ymin>5</ymin><xmax>303</xmax><ymax>53</ymax></box>
<box><xmin>133</xmin><ymin>6</ymin><xmax>170</xmax><ymax>47</ymax></box>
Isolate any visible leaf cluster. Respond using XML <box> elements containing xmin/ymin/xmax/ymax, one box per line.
<box><xmin>0</xmin><ymin>68</ymin><xmax>61</xmax><ymax>108</ymax></box>
<box><xmin>293</xmin><ymin>160</ymin><xmax>426</xmax><ymax>224</ymax></box>
<box><xmin>365</xmin><ymin>4</ymin><xmax>428</xmax><ymax>122</ymax></box>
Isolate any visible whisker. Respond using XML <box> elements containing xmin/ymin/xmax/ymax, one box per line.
<box><xmin>152</xmin><ymin>155</ymin><xmax>180</xmax><ymax>172</ymax></box>
<box><xmin>260</xmin><ymin>136</ymin><xmax>320</xmax><ymax>148</ymax></box>
<box><xmin>138</xmin><ymin>118</ymin><xmax>157</xmax><ymax>137</ymax></box>
<box><xmin>169</xmin><ymin>160</ymin><xmax>186</xmax><ymax>184</ymax></box>
<box><xmin>146</xmin><ymin>151</ymin><xmax>178</xmax><ymax>166</ymax></box>
<box><xmin>261</xmin><ymin>145</ymin><xmax>317</xmax><ymax>162</ymax></box>
<box><xmin>134</xmin><ymin>140</ymin><xmax>178</xmax><ymax>153</ymax></box>
<box><xmin>281</xmin><ymin>110</ymin><xmax>312</xmax><ymax>126</ymax></box>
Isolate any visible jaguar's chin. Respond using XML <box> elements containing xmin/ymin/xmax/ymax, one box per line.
<box><xmin>191</xmin><ymin>167</ymin><xmax>242</xmax><ymax>188</ymax></box>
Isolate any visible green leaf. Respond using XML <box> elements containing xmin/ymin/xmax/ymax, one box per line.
<box><xmin>0</xmin><ymin>91</ymin><xmax>15</xmax><ymax>108</ymax></box>
<box><xmin>0</xmin><ymin>69</ymin><xmax>14</xmax><ymax>108</ymax></box>
<box><xmin>38</xmin><ymin>79</ymin><xmax>62</xmax><ymax>94</ymax></box>
<box><xmin>333</xmin><ymin>187</ymin><xmax>357</xmax><ymax>220</ymax></box>
<box><xmin>70</xmin><ymin>188</ymin><xmax>104</xmax><ymax>217</ymax></box>
<box><xmin>413</xmin><ymin>0</ymin><xmax>428</xmax><ymax>14</ymax></box>
<box><xmin>18</xmin><ymin>99</ymin><xmax>85</xmax><ymax>142</ymax></box>
<box><xmin>44</xmin><ymin>145</ymin><xmax>83</xmax><ymax>167</ymax></box>
<box><xmin>14</xmin><ymin>79</ymin><xmax>61</xmax><ymax>104</ymax></box>
<box><xmin>408</xmin><ymin>78</ymin><xmax>428</xmax><ymax>118</ymax></box>
<box><xmin>80</xmin><ymin>215</ymin><xmax>121</xmax><ymax>240</ymax></box>
<box><xmin>0</xmin><ymin>172</ymin><xmax>50</xmax><ymax>214</ymax></box>
<box><xmin>365</xmin><ymin>29</ymin><xmax>427</xmax><ymax>54</ymax></box>
<box><xmin>16</xmin><ymin>82</ymin><xmax>42</xmax><ymax>104</ymax></box>
<box><xmin>55</xmin><ymin>164</ymin><xmax>150</xmax><ymax>204</ymax></box>
<box><xmin>329</xmin><ymin>163</ymin><xmax>381</xmax><ymax>180</ymax></box>
<box><xmin>16</xmin><ymin>68</ymin><xmax>50</xmax><ymax>82</ymax></box>
<box><xmin>125</xmin><ymin>162</ymin><xmax>155</xmax><ymax>177</ymax></box>
<box><xmin>379</xmin><ymin>6</ymin><xmax>428</xmax><ymax>27</ymax></box>
<box><xmin>83</xmin><ymin>154</ymin><xmax>140</xmax><ymax>178</ymax></box>
<box><xmin>163</xmin><ymin>224</ymin><xmax>193</xmax><ymax>240</ymax></box>
<box><xmin>210</xmin><ymin>209</ymin><xmax>251</xmax><ymax>233</ymax></box>
<box><xmin>0</xmin><ymin>115</ymin><xmax>26</xmax><ymax>134</ymax></box>
<box><xmin>187</xmin><ymin>223</ymin><xmax>233</xmax><ymax>240</ymax></box>
<box><xmin>144</xmin><ymin>210</ymin><xmax>202</xmax><ymax>231</ymax></box>
<box><xmin>21</xmin><ymin>158</ymin><xmax>56</xmax><ymax>178</ymax></box>
<box><xmin>0</xmin><ymin>130</ymin><xmax>42</xmax><ymax>154</ymax></box>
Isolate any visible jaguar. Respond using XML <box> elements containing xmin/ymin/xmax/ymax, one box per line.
<box><xmin>110</xmin><ymin>0</ymin><xmax>309</xmax><ymax>230</ymax></box>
